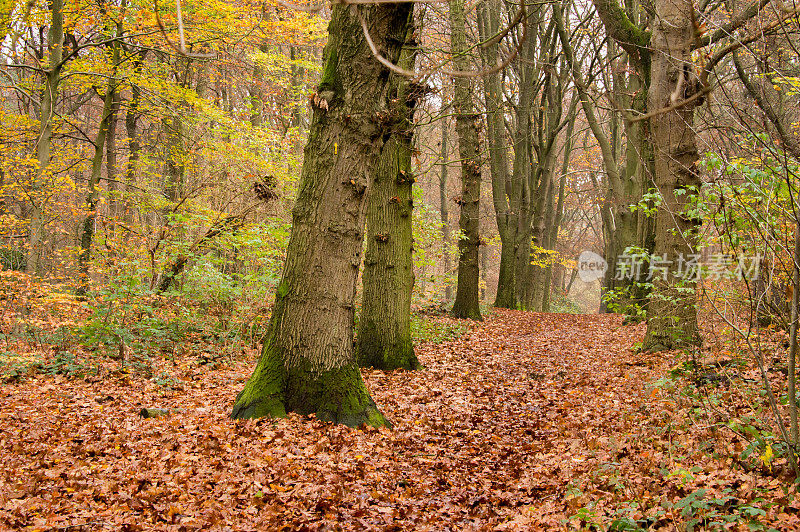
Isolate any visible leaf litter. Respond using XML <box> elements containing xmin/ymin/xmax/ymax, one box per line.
<box><xmin>1</xmin><ymin>309</ymin><xmax>798</xmax><ymax>530</ymax></box>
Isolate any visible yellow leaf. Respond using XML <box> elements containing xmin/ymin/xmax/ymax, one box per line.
<box><xmin>760</xmin><ymin>444</ymin><xmax>774</xmax><ymax>471</ymax></box>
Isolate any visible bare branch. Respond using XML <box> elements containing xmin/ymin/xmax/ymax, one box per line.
<box><xmin>358</xmin><ymin>2</ymin><xmax>527</xmax><ymax>79</ymax></box>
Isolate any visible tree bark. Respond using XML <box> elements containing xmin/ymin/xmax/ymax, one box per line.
<box><xmin>28</xmin><ymin>0</ymin><xmax>65</xmax><ymax>276</ymax></box>
<box><xmin>478</xmin><ymin>0</ymin><xmax>514</xmax><ymax>309</ymax></box>
<box><xmin>357</xmin><ymin>26</ymin><xmax>420</xmax><ymax>371</ymax></box>
<box><xmin>78</xmin><ymin>28</ymin><xmax>120</xmax><ymax>294</ymax></box>
<box><xmin>449</xmin><ymin>0</ymin><xmax>482</xmax><ymax>320</ymax></box>
<box><xmin>439</xmin><ymin>114</ymin><xmax>453</xmax><ymax>301</ymax></box>
<box><xmin>231</xmin><ymin>3</ymin><xmax>412</xmax><ymax>427</ymax></box>
<box><xmin>542</xmin><ymin>101</ymin><xmax>577</xmax><ymax>311</ymax></box>
<box><xmin>641</xmin><ymin>0</ymin><xmax>702</xmax><ymax>350</ymax></box>
<box><xmin>124</xmin><ymin>51</ymin><xmax>146</xmax><ymax>224</ymax></box>
<box><xmin>106</xmin><ymin>87</ymin><xmax>121</xmax><ymax>220</ymax></box>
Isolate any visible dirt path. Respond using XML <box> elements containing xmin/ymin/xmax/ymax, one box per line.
<box><xmin>0</xmin><ymin>310</ymin><xmax>748</xmax><ymax>530</ymax></box>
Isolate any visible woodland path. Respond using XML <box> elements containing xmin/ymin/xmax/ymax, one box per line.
<box><xmin>0</xmin><ymin>310</ymin><xmax>678</xmax><ymax>530</ymax></box>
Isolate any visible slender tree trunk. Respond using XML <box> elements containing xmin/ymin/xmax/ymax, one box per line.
<box><xmin>124</xmin><ymin>52</ymin><xmax>145</xmax><ymax>225</ymax></box>
<box><xmin>232</xmin><ymin>3</ymin><xmax>412</xmax><ymax>427</ymax></box>
<box><xmin>357</xmin><ymin>26</ymin><xmax>420</xmax><ymax>371</ymax></box>
<box><xmin>527</xmin><ymin>63</ymin><xmax>563</xmax><ymax>311</ymax></box>
<box><xmin>526</xmin><ymin>156</ymin><xmax>554</xmax><ymax>310</ymax></box>
<box><xmin>780</xmin><ymin>204</ymin><xmax>800</xmax><ymax>475</ymax></box>
<box><xmin>642</xmin><ymin>0</ymin><xmax>702</xmax><ymax>350</ymax></box>
<box><xmin>28</xmin><ymin>0</ymin><xmax>65</xmax><ymax>276</ymax></box>
<box><xmin>542</xmin><ymin>105</ymin><xmax>576</xmax><ymax>311</ymax></box>
<box><xmin>106</xmin><ymin>88</ymin><xmax>120</xmax><ymax>219</ymax></box>
<box><xmin>439</xmin><ymin>114</ymin><xmax>452</xmax><ymax>301</ymax></box>
<box><xmin>478</xmin><ymin>0</ymin><xmax>515</xmax><ymax>309</ymax></box>
<box><xmin>78</xmin><ymin>79</ymin><xmax>116</xmax><ymax>293</ymax></box>
<box><xmin>512</xmin><ymin>9</ymin><xmax>547</xmax><ymax>309</ymax></box>
<box><xmin>514</xmin><ymin>168</ymin><xmax>532</xmax><ymax>307</ymax></box>
<box><xmin>78</xmin><ymin>32</ymin><xmax>120</xmax><ymax>294</ymax></box>
<box><xmin>164</xmin><ymin>115</ymin><xmax>184</xmax><ymax>203</ymax></box>
<box><xmin>449</xmin><ymin>0</ymin><xmax>482</xmax><ymax>320</ymax></box>
<box><xmin>290</xmin><ymin>46</ymin><xmax>308</xmax><ymax>134</ymax></box>
<box><xmin>250</xmin><ymin>43</ymin><xmax>268</xmax><ymax>128</ymax></box>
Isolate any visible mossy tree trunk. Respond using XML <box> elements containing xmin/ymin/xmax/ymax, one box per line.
<box><xmin>600</xmin><ymin>24</ymin><xmax>654</xmax><ymax>316</ymax></box>
<box><xmin>231</xmin><ymin>3</ymin><xmax>412</xmax><ymax>427</ymax></box>
<box><xmin>449</xmin><ymin>0</ymin><xmax>482</xmax><ymax>321</ymax></box>
<box><xmin>641</xmin><ymin>0</ymin><xmax>702</xmax><ymax>350</ymax></box>
<box><xmin>357</xmin><ymin>24</ymin><xmax>420</xmax><ymax>371</ymax></box>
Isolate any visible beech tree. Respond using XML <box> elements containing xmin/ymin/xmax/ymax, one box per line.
<box><xmin>231</xmin><ymin>3</ymin><xmax>412</xmax><ymax>426</ymax></box>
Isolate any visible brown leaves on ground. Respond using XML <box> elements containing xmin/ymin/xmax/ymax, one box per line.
<box><xmin>0</xmin><ymin>310</ymin><xmax>798</xmax><ymax>530</ymax></box>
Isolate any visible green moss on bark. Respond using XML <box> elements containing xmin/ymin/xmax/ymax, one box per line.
<box><xmin>357</xmin><ymin>320</ymin><xmax>419</xmax><ymax>371</ymax></box>
<box><xmin>231</xmin><ymin>341</ymin><xmax>390</xmax><ymax>428</ymax></box>
<box><xmin>284</xmin><ymin>360</ymin><xmax>390</xmax><ymax>428</ymax></box>
<box><xmin>231</xmin><ymin>342</ymin><xmax>287</xmax><ymax>420</ymax></box>
<box><xmin>319</xmin><ymin>47</ymin><xmax>338</xmax><ymax>92</ymax></box>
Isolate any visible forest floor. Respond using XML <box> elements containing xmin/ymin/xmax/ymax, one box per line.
<box><xmin>1</xmin><ymin>309</ymin><xmax>799</xmax><ymax>530</ymax></box>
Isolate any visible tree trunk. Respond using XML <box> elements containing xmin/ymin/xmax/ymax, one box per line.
<box><xmin>602</xmin><ymin>36</ymin><xmax>654</xmax><ymax>316</ymax></box>
<box><xmin>439</xmin><ymin>114</ymin><xmax>452</xmax><ymax>301</ymax></box>
<box><xmin>78</xmin><ymin>33</ymin><xmax>120</xmax><ymax>294</ymax></box>
<box><xmin>357</xmin><ymin>27</ymin><xmax>420</xmax><ymax>371</ymax></box>
<box><xmin>449</xmin><ymin>0</ymin><xmax>482</xmax><ymax>320</ymax></box>
<box><xmin>164</xmin><ymin>114</ymin><xmax>184</xmax><ymax>203</ymax></box>
<box><xmin>124</xmin><ymin>52</ymin><xmax>145</xmax><ymax>224</ymax></box>
<box><xmin>106</xmin><ymin>76</ymin><xmax>121</xmax><ymax>220</ymax></box>
<box><xmin>28</xmin><ymin>0</ymin><xmax>65</xmax><ymax>276</ymax></box>
<box><xmin>231</xmin><ymin>3</ymin><xmax>412</xmax><ymax>427</ymax></box>
<box><xmin>478</xmin><ymin>0</ymin><xmax>514</xmax><ymax>309</ymax></box>
<box><xmin>357</xmin><ymin>135</ymin><xmax>418</xmax><ymax>370</ymax></box>
<box><xmin>78</xmin><ymin>81</ymin><xmax>116</xmax><ymax>293</ymax></box>
<box><xmin>641</xmin><ymin>0</ymin><xmax>702</xmax><ymax>350</ymax></box>
<box><xmin>525</xmin><ymin>156</ymin><xmax>554</xmax><ymax>311</ymax></box>
<box><xmin>542</xmin><ymin>105</ymin><xmax>576</xmax><ymax>312</ymax></box>
<box><xmin>250</xmin><ymin>43</ymin><xmax>268</xmax><ymax>128</ymax></box>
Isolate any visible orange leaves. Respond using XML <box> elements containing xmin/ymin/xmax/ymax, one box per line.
<box><xmin>0</xmin><ymin>309</ymin><xmax>792</xmax><ymax>528</ymax></box>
